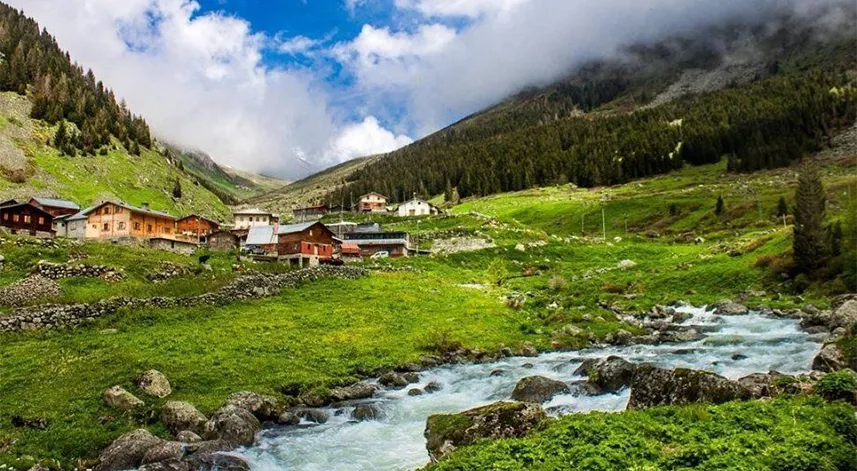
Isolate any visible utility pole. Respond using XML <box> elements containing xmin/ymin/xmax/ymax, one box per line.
<box><xmin>602</xmin><ymin>206</ymin><xmax>606</xmax><ymax>241</ymax></box>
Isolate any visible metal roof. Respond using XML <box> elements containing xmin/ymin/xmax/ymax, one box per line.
<box><xmin>67</xmin><ymin>206</ymin><xmax>96</xmax><ymax>221</ymax></box>
<box><xmin>245</xmin><ymin>225</ymin><xmax>277</xmax><ymax>245</ymax></box>
<box><xmin>276</xmin><ymin>222</ymin><xmax>318</xmax><ymax>235</ymax></box>
<box><xmin>31</xmin><ymin>197</ymin><xmax>80</xmax><ymax>210</ymax></box>
<box><xmin>94</xmin><ymin>201</ymin><xmax>176</xmax><ymax>219</ymax></box>
<box><xmin>233</xmin><ymin>208</ymin><xmax>272</xmax><ymax>215</ymax></box>
<box><xmin>348</xmin><ymin>239</ymin><xmax>409</xmax><ymax>246</ymax></box>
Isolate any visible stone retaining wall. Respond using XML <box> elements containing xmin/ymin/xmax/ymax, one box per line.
<box><xmin>0</xmin><ymin>266</ymin><xmax>367</xmax><ymax>333</ymax></box>
<box><xmin>36</xmin><ymin>261</ymin><xmax>123</xmax><ymax>280</ymax></box>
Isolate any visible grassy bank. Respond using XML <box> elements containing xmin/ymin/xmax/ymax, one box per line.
<box><xmin>426</xmin><ymin>398</ymin><xmax>857</xmax><ymax>471</ymax></box>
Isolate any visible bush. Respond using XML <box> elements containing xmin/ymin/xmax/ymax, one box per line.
<box><xmin>548</xmin><ymin>275</ymin><xmax>566</xmax><ymax>291</ymax></box>
<box><xmin>814</xmin><ymin>370</ymin><xmax>857</xmax><ymax>404</ymax></box>
<box><xmin>755</xmin><ymin>254</ymin><xmax>776</xmax><ymax>268</ymax></box>
<box><xmin>420</xmin><ymin>329</ymin><xmax>464</xmax><ymax>355</ymax></box>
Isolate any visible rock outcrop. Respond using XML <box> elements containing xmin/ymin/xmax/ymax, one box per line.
<box><xmin>226</xmin><ymin>391</ymin><xmax>281</xmax><ymax>422</ymax></box>
<box><xmin>424</xmin><ymin>401</ymin><xmax>546</xmax><ymax>462</ymax></box>
<box><xmin>629</xmin><ymin>365</ymin><xmax>752</xmax><ymax>409</ymax></box>
<box><xmin>510</xmin><ymin>376</ymin><xmax>570</xmax><ymax>403</ymax></box>
<box><xmin>713</xmin><ymin>300</ymin><xmax>748</xmax><ymax>315</ymax></box>
<box><xmin>329</xmin><ymin>383</ymin><xmax>376</xmax><ymax>402</ymax></box>
<box><xmin>574</xmin><ymin>356</ymin><xmax>636</xmax><ymax>393</ymax></box>
<box><xmin>203</xmin><ymin>405</ymin><xmax>260</xmax><ymax>446</ymax></box>
<box><xmin>96</xmin><ymin>429</ymin><xmax>164</xmax><ymax>471</ymax></box>
<box><xmin>813</xmin><ymin>343</ymin><xmax>852</xmax><ymax>372</ymax></box>
<box><xmin>104</xmin><ymin>386</ymin><xmax>145</xmax><ymax>411</ymax></box>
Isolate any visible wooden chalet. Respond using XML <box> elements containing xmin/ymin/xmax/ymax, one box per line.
<box><xmin>343</xmin><ymin>230</ymin><xmax>410</xmax><ymax>258</ymax></box>
<box><xmin>276</xmin><ymin>222</ymin><xmax>336</xmax><ymax>267</ymax></box>
<box><xmin>354</xmin><ymin>192</ymin><xmax>388</xmax><ymax>213</ymax></box>
<box><xmin>0</xmin><ymin>202</ymin><xmax>54</xmax><ymax>236</ymax></box>
<box><xmin>86</xmin><ymin>202</ymin><xmax>177</xmax><ymax>240</ymax></box>
<box><xmin>28</xmin><ymin>197</ymin><xmax>80</xmax><ymax>217</ymax></box>
<box><xmin>177</xmin><ymin>214</ymin><xmax>220</xmax><ymax>243</ymax></box>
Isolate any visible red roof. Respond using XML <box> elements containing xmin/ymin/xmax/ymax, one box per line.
<box><xmin>341</xmin><ymin>243</ymin><xmax>360</xmax><ymax>254</ymax></box>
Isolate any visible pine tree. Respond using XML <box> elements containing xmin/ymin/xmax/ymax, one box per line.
<box><xmin>172</xmin><ymin>179</ymin><xmax>182</xmax><ymax>199</ymax></box>
<box><xmin>715</xmin><ymin>195</ymin><xmax>724</xmax><ymax>215</ymax></box>
<box><xmin>793</xmin><ymin>161</ymin><xmax>828</xmax><ymax>273</ymax></box>
<box><xmin>828</xmin><ymin>221</ymin><xmax>843</xmax><ymax>257</ymax></box>
<box><xmin>53</xmin><ymin>120</ymin><xmax>67</xmax><ymax>148</ymax></box>
<box><xmin>444</xmin><ymin>179</ymin><xmax>454</xmax><ymax>204</ymax></box>
<box><xmin>777</xmin><ymin>196</ymin><xmax>788</xmax><ymax>217</ymax></box>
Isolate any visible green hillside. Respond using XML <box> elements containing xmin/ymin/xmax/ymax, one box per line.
<box><xmin>0</xmin><ymin>93</ymin><xmax>231</xmax><ymax>221</ymax></box>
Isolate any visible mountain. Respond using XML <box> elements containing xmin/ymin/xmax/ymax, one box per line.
<box><xmin>162</xmin><ymin>143</ymin><xmax>288</xmax><ymax>205</ymax></box>
<box><xmin>319</xmin><ymin>4</ymin><xmax>857</xmax><ymax>205</ymax></box>
<box><xmin>0</xmin><ymin>4</ymin><xmax>232</xmax><ymax>220</ymax></box>
<box><xmin>244</xmin><ymin>155</ymin><xmax>378</xmax><ymax>215</ymax></box>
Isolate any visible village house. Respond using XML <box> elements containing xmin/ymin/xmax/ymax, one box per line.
<box><xmin>354</xmin><ymin>192</ymin><xmax>388</xmax><ymax>213</ymax></box>
<box><xmin>397</xmin><ymin>197</ymin><xmax>441</xmax><ymax>217</ymax></box>
<box><xmin>233</xmin><ymin>208</ymin><xmax>275</xmax><ymax>230</ymax></box>
<box><xmin>176</xmin><ymin>214</ymin><xmax>220</xmax><ymax>243</ymax></box>
<box><xmin>244</xmin><ymin>225</ymin><xmax>278</xmax><ymax>255</ymax></box>
<box><xmin>292</xmin><ymin>204</ymin><xmax>329</xmax><ymax>222</ymax></box>
<box><xmin>343</xmin><ymin>230</ymin><xmax>411</xmax><ymax>258</ymax></box>
<box><xmin>276</xmin><ymin>222</ymin><xmax>336</xmax><ymax>267</ymax></box>
<box><xmin>326</xmin><ymin>221</ymin><xmax>358</xmax><ymax>238</ymax></box>
<box><xmin>207</xmin><ymin>230</ymin><xmax>240</xmax><ymax>251</ymax></box>
<box><xmin>0</xmin><ymin>202</ymin><xmax>54</xmax><ymax>236</ymax></box>
<box><xmin>85</xmin><ymin>202</ymin><xmax>177</xmax><ymax>241</ymax></box>
<box><xmin>63</xmin><ymin>208</ymin><xmax>93</xmax><ymax>239</ymax></box>
<box><xmin>28</xmin><ymin>197</ymin><xmax>80</xmax><ymax>217</ymax></box>
<box><xmin>149</xmin><ymin>237</ymin><xmax>198</xmax><ymax>255</ymax></box>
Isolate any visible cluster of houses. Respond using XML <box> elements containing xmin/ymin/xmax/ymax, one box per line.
<box><xmin>0</xmin><ymin>192</ymin><xmax>436</xmax><ymax>263</ymax></box>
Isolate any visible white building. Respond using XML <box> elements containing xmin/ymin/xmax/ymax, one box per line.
<box><xmin>61</xmin><ymin>207</ymin><xmax>94</xmax><ymax>239</ymax></box>
<box><xmin>397</xmin><ymin>198</ymin><xmax>440</xmax><ymax>217</ymax></box>
<box><xmin>233</xmin><ymin>208</ymin><xmax>275</xmax><ymax>230</ymax></box>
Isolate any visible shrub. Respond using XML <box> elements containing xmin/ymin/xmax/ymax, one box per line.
<box><xmin>755</xmin><ymin>254</ymin><xmax>776</xmax><ymax>268</ymax></box>
<box><xmin>548</xmin><ymin>274</ymin><xmax>566</xmax><ymax>291</ymax></box>
<box><xmin>602</xmin><ymin>282</ymin><xmax>627</xmax><ymax>294</ymax></box>
<box><xmin>814</xmin><ymin>370</ymin><xmax>857</xmax><ymax>404</ymax></box>
<box><xmin>420</xmin><ymin>329</ymin><xmax>464</xmax><ymax>355</ymax></box>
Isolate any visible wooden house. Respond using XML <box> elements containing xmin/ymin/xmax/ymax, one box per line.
<box><xmin>28</xmin><ymin>197</ymin><xmax>80</xmax><ymax>217</ymax></box>
<box><xmin>177</xmin><ymin>214</ymin><xmax>220</xmax><ymax>243</ymax></box>
<box><xmin>343</xmin><ymin>230</ymin><xmax>410</xmax><ymax>258</ymax></box>
<box><xmin>85</xmin><ymin>202</ymin><xmax>177</xmax><ymax>240</ymax></box>
<box><xmin>276</xmin><ymin>222</ymin><xmax>336</xmax><ymax>267</ymax></box>
<box><xmin>354</xmin><ymin>192</ymin><xmax>388</xmax><ymax>213</ymax></box>
<box><xmin>0</xmin><ymin>202</ymin><xmax>54</xmax><ymax>236</ymax></box>
<box><xmin>293</xmin><ymin>204</ymin><xmax>329</xmax><ymax>222</ymax></box>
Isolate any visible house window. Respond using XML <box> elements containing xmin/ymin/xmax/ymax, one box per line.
<box><xmin>23</xmin><ymin>215</ymin><xmax>31</xmax><ymax>223</ymax></box>
<box><xmin>103</xmin><ymin>223</ymin><xmax>109</xmax><ymax>231</ymax></box>
<box><xmin>147</xmin><ymin>224</ymin><xmax>153</xmax><ymax>233</ymax></box>
<box><xmin>118</xmin><ymin>222</ymin><xmax>126</xmax><ymax>230</ymax></box>
<box><xmin>38</xmin><ymin>217</ymin><xmax>44</xmax><ymax>225</ymax></box>
<box><xmin>2</xmin><ymin>213</ymin><xmax>7</xmax><ymax>220</ymax></box>
<box><xmin>103</xmin><ymin>207</ymin><xmax>111</xmax><ymax>215</ymax></box>
<box><xmin>134</xmin><ymin>222</ymin><xmax>141</xmax><ymax>230</ymax></box>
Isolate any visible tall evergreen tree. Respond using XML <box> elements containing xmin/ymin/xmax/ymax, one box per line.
<box><xmin>777</xmin><ymin>196</ymin><xmax>789</xmax><ymax>217</ymax></box>
<box><xmin>793</xmin><ymin>161</ymin><xmax>828</xmax><ymax>273</ymax></box>
<box><xmin>172</xmin><ymin>179</ymin><xmax>182</xmax><ymax>199</ymax></box>
<box><xmin>715</xmin><ymin>195</ymin><xmax>724</xmax><ymax>216</ymax></box>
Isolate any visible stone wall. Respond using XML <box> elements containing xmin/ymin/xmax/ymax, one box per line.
<box><xmin>0</xmin><ymin>265</ymin><xmax>367</xmax><ymax>333</ymax></box>
<box><xmin>36</xmin><ymin>261</ymin><xmax>125</xmax><ymax>281</ymax></box>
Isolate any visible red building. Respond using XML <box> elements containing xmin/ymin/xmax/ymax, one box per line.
<box><xmin>276</xmin><ymin>222</ymin><xmax>336</xmax><ymax>267</ymax></box>
<box><xmin>0</xmin><ymin>202</ymin><xmax>54</xmax><ymax>236</ymax></box>
<box><xmin>28</xmin><ymin>197</ymin><xmax>80</xmax><ymax>217</ymax></box>
<box><xmin>176</xmin><ymin>214</ymin><xmax>220</xmax><ymax>242</ymax></box>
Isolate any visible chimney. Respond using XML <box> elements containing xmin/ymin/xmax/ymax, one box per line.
<box><xmin>142</xmin><ymin>202</ymin><xmax>150</xmax><ymax>211</ymax></box>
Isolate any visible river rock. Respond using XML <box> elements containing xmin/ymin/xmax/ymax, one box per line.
<box><xmin>203</xmin><ymin>404</ymin><xmax>261</xmax><ymax>446</ymax></box>
<box><xmin>140</xmin><ymin>441</ymin><xmax>185</xmax><ymax>465</ymax></box>
<box><xmin>95</xmin><ymin>429</ymin><xmax>164</xmax><ymax>471</ymax></box>
<box><xmin>136</xmin><ymin>370</ymin><xmax>172</xmax><ymax>398</ymax></box>
<box><xmin>408</xmin><ymin>388</ymin><xmax>424</xmax><ymax>396</ymax></box>
<box><xmin>511</xmin><ymin>376</ymin><xmax>570</xmax><ymax>403</ymax></box>
<box><xmin>628</xmin><ymin>364</ymin><xmax>752</xmax><ymax>409</ymax></box>
<box><xmin>227</xmin><ymin>391</ymin><xmax>281</xmax><ymax>421</ymax></box>
<box><xmin>829</xmin><ymin>300</ymin><xmax>857</xmax><ymax>330</ymax></box>
<box><xmin>104</xmin><ymin>385</ymin><xmax>145</xmax><ymax>411</ymax></box>
<box><xmin>424</xmin><ymin>381</ymin><xmax>443</xmax><ymax>393</ymax></box>
<box><xmin>574</xmin><ymin>356</ymin><xmax>636</xmax><ymax>393</ymax></box>
<box><xmin>176</xmin><ymin>430</ymin><xmax>201</xmax><ymax>443</ymax></box>
<box><xmin>379</xmin><ymin>372</ymin><xmax>410</xmax><ymax>389</ymax></box>
<box><xmin>737</xmin><ymin>372</ymin><xmax>788</xmax><ymax>398</ymax></box>
<box><xmin>330</xmin><ymin>383</ymin><xmax>376</xmax><ymax>402</ymax></box>
<box><xmin>351</xmin><ymin>403</ymin><xmax>383</xmax><ymax>421</ymax></box>
<box><xmin>162</xmin><ymin>401</ymin><xmax>208</xmax><ymax>436</ymax></box>
<box><xmin>813</xmin><ymin>343</ymin><xmax>848</xmax><ymax>372</ymax></box>
<box><xmin>299</xmin><ymin>389</ymin><xmax>332</xmax><ymax>407</ymax></box>
<box><xmin>714</xmin><ymin>300</ymin><xmax>748</xmax><ymax>315</ymax></box>
<box><xmin>277</xmin><ymin>411</ymin><xmax>301</xmax><ymax>426</ymax></box>
<box><xmin>138</xmin><ymin>454</ymin><xmax>250</xmax><ymax>471</ymax></box>
<box><xmin>295</xmin><ymin>408</ymin><xmax>329</xmax><ymax>424</ymax></box>
<box><xmin>424</xmin><ymin>401</ymin><xmax>546</xmax><ymax>462</ymax></box>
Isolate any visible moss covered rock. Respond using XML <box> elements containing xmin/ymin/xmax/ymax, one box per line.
<box><xmin>629</xmin><ymin>364</ymin><xmax>752</xmax><ymax>409</ymax></box>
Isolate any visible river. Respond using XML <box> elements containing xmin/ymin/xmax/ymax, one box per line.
<box><xmin>237</xmin><ymin>305</ymin><xmax>823</xmax><ymax>471</ymax></box>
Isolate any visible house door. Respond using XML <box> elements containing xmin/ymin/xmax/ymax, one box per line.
<box><xmin>409</xmin><ymin>209</ymin><xmax>415</xmax><ymax>216</ymax></box>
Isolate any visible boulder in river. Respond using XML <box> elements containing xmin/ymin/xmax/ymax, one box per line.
<box><xmin>351</xmin><ymin>403</ymin><xmax>383</xmax><ymax>421</ymax></box>
<box><xmin>813</xmin><ymin>343</ymin><xmax>849</xmax><ymax>372</ymax></box>
<box><xmin>295</xmin><ymin>408</ymin><xmax>329</xmax><ymax>424</ymax></box>
<box><xmin>424</xmin><ymin>401</ymin><xmax>546</xmax><ymax>462</ymax></box>
<box><xmin>511</xmin><ymin>376</ymin><xmax>570</xmax><ymax>403</ymax></box>
<box><xmin>379</xmin><ymin>372</ymin><xmax>412</xmax><ymax>389</ymax></box>
<box><xmin>175</xmin><ymin>430</ymin><xmax>201</xmax><ymax>443</ymax></box>
<box><xmin>140</xmin><ymin>441</ymin><xmax>185</xmax><ymax>465</ymax></box>
<box><xmin>736</xmin><ymin>371</ymin><xmax>792</xmax><ymax>398</ymax></box>
<box><xmin>203</xmin><ymin>404</ymin><xmax>261</xmax><ymax>446</ymax></box>
<box><xmin>573</xmin><ymin>356</ymin><xmax>636</xmax><ymax>393</ymax></box>
<box><xmin>104</xmin><ymin>386</ymin><xmax>145</xmax><ymax>411</ymax></box>
<box><xmin>136</xmin><ymin>370</ymin><xmax>172</xmax><ymax>398</ymax></box>
<box><xmin>96</xmin><ymin>429</ymin><xmax>164</xmax><ymax>471</ymax></box>
<box><xmin>714</xmin><ymin>300</ymin><xmax>748</xmax><ymax>315</ymax></box>
<box><xmin>330</xmin><ymin>383</ymin><xmax>376</xmax><ymax>402</ymax></box>
<box><xmin>137</xmin><ymin>453</ymin><xmax>250</xmax><ymax>471</ymax></box>
<box><xmin>162</xmin><ymin>401</ymin><xmax>208</xmax><ymax>436</ymax></box>
<box><xmin>226</xmin><ymin>391</ymin><xmax>281</xmax><ymax>421</ymax></box>
<box><xmin>628</xmin><ymin>364</ymin><xmax>752</xmax><ymax>409</ymax></box>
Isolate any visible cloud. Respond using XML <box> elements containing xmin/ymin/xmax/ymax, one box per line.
<box><xmin>393</xmin><ymin>0</ymin><xmax>532</xmax><ymax>18</ymax></box>
<box><xmin>6</xmin><ymin>0</ymin><xmax>407</xmax><ymax>178</ymax></box>
<box><xmin>328</xmin><ymin>116</ymin><xmax>413</xmax><ymax>162</ymax></box>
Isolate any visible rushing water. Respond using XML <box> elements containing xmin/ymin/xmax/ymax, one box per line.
<box><xmin>238</xmin><ymin>306</ymin><xmax>824</xmax><ymax>471</ymax></box>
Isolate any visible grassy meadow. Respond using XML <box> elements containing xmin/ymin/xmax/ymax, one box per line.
<box><xmin>0</xmin><ymin>160</ymin><xmax>855</xmax><ymax>466</ymax></box>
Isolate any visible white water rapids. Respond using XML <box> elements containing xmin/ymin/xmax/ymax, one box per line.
<box><xmin>237</xmin><ymin>306</ymin><xmax>824</xmax><ymax>471</ymax></box>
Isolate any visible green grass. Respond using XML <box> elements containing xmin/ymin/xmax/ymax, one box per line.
<box><xmin>427</xmin><ymin>397</ymin><xmax>857</xmax><ymax>471</ymax></box>
<box><xmin>0</xmin><ymin>272</ymin><xmax>545</xmax><ymax>465</ymax></box>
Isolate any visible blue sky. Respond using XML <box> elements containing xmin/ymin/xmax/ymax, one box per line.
<box><xmin>8</xmin><ymin>0</ymin><xmax>825</xmax><ymax>178</ymax></box>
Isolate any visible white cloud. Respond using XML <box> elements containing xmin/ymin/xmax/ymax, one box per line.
<box><xmin>276</xmin><ymin>35</ymin><xmax>321</xmax><ymax>55</ymax></box>
<box><xmin>6</xmin><ymin>0</ymin><xmax>409</xmax><ymax>178</ymax></box>
<box><xmin>328</xmin><ymin>116</ymin><xmax>413</xmax><ymax>162</ymax></box>
<box><xmin>336</xmin><ymin>24</ymin><xmax>456</xmax><ymax>68</ymax></box>
<box><xmin>393</xmin><ymin>0</ymin><xmax>533</xmax><ymax>18</ymax></box>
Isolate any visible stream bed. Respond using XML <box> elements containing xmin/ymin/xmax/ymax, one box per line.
<box><xmin>238</xmin><ymin>306</ymin><xmax>824</xmax><ymax>471</ymax></box>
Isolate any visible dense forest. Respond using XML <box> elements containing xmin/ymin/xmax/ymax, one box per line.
<box><xmin>0</xmin><ymin>3</ymin><xmax>151</xmax><ymax>156</ymax></box>
<box><xmin>326</xmin><ymin>11</ymin><xmax>857</xmax><ymax>204</ymax></box>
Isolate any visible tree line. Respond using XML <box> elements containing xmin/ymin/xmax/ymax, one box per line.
<box><xmin>0</xmin><ymin>4</ymin><xmax>151</xmax><ymax>156</ymax></box>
